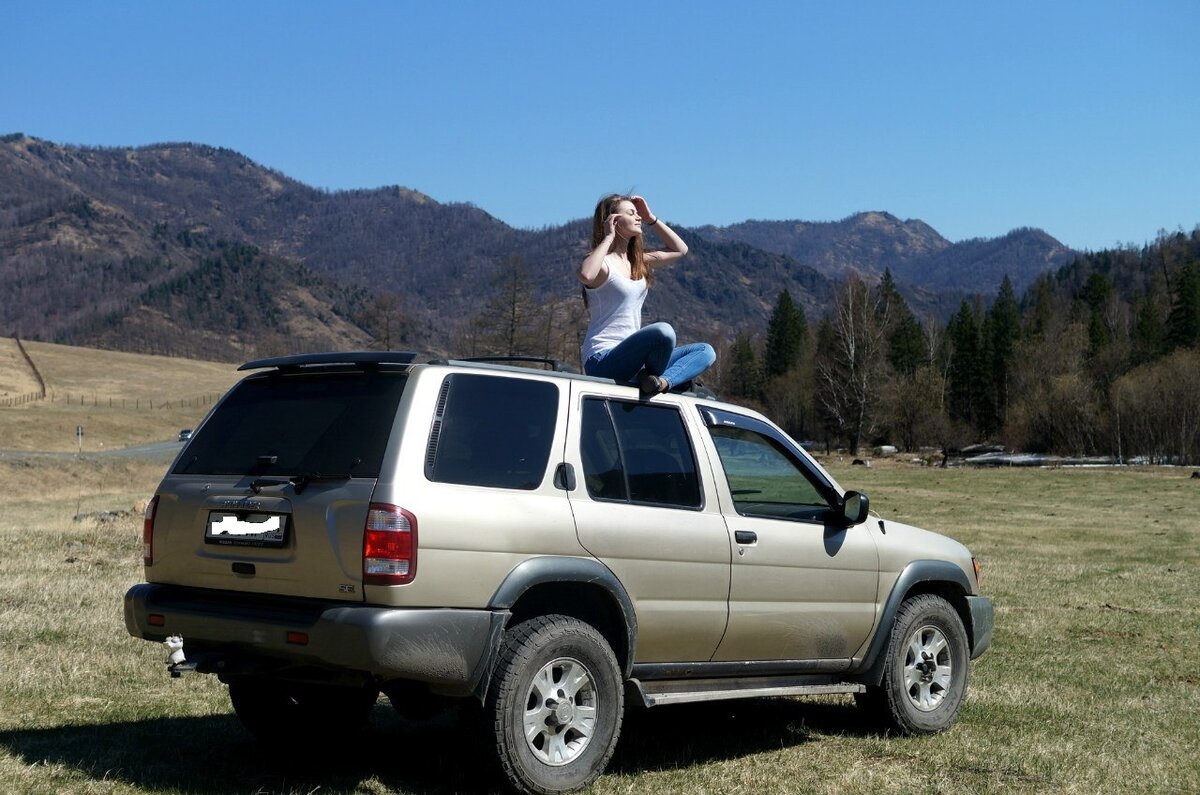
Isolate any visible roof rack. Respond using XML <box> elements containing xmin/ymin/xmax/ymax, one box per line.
<box><xmin>238</xmin><ymin>351</ymin><xmax>420</xmax><ymax>371</ymax></box>
<box><xmin>428</xmin><ymin>356</ymin><xmax>580</xmax><ymax>373</ymax></box>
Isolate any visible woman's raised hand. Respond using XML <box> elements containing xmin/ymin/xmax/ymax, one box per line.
<box><xmin>604</xmin><ymin>213</ymin><xmax>620</xmax><ymax>236</ymax></box>
<box><xmin>630</xmin><ymin>195</ymin><xmax>654</xmax><ymax>223</ymax></box>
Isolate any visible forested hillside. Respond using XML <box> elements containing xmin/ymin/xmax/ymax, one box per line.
<box><xmin>720</xmin><ymin>230</ymin><xmax>1200</xmax><ymax>465</ymax></box>
<box><xmin>2</xmin><ymin>135</ymin><xmax>1192</xmax><ymax>460</ymax></box>
<box><xmin>2</xmin><ymin>135</ymin><xmax>1072</xmax><ymax>363</ymax></box>
<box><xmin>693</xmin><ymin>213</ymin><xmax>1075</xmax><ymax>293</ymax></box>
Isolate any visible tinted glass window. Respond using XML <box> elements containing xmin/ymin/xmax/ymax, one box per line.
<box><xmin>427</xmin><ymin>374</ymin><xmax>558</xmax><ymax>490</ymax></box>
<box><xmin>580</xmin><ymin>400</ymin><xmax>627</xmax><ymax>501</ymax></box>
<box><xmin>709</xmin><ymin>426</ymin><xmax>832</xmax><ymax>522</ymax></box>
<box><xmin>579</xmin><ymin>400</ymin><xmax>701</xmax><ymax>507</ymax></box>
<box><xmin>174</xmin><ymin>371</ymin><xmax>409</xmax><ymax>477</ymax></box>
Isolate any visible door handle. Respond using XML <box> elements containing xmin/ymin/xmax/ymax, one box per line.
<box><xmin>734</xmin><ymin>530</ymin><xmax>757</xmax><ymax>545</ymax></box>
<box><xmin>554</xmin><ymin>463</ymin><xmax>576</xmax><ymax>491</ymax></box>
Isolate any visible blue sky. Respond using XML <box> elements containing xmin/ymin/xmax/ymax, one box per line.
<box><xmin>3</xmin><ymin>1</ymin><xmax>1197</xmax><ymax>251</ymax></box>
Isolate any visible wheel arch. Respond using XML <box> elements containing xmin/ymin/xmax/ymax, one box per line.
<box><xmin>487</xmin><ymin>556</ymin><xmax>637</xmax><ymax>681</ymax></box>
<box><xmin>852</xmin><ymin>560</ymin><xmax>974</xmax><ymax>686</ymax></box>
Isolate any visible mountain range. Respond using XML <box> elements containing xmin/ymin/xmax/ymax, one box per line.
<box><xmin>0</xmin><ymin>134</ymin><xmax>1077</xmax><ymax>361</ymax></box>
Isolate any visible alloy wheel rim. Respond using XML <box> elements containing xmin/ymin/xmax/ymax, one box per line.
<box><xmin>523</xmin><ymin>656</ymin><xmax>598</xmax><ymax>766</ymax></box>
<box><xmin>903</xmin><ymin>624</ymin><xmax>953</xmax><ymax>712</ymax></box>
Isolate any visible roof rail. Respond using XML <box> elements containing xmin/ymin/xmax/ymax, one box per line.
<box><xmin>432</xmin><ymin>356</ymin><xmax>580</xmax><ymax>374</ymax></box>
<box><xmin>238</xmin><ymin>351</ymin><xmax>420</xmax><ymax>371</ymax></box>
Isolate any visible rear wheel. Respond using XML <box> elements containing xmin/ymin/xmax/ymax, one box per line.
<box><xmin>860</xmin><ymin>594</ymin><xmax>969</xmax><ymax>734</ymax></box>
<box><xmin>227</xmin><ymin>677</ymin><xmax>378</xmax><ymax>744</ymax></box>
<box><xmin>487</xmin><ymin>615</ymin><xmax>623</xmax><ymax>794</ymax></box>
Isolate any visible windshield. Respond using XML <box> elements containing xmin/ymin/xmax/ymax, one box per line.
<box><xmin>174</xmin><ymin>370</ymin><xmax>409</xmax><ymax>477</ymax></box>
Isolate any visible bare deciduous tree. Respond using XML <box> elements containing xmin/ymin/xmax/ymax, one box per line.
<box><xmin>816</xmin><ymin>275</ymin><xmax>890</xmax><ymax>454</ymax></box>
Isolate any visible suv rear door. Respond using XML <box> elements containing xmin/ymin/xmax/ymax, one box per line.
<box><xmin>149</xmin><ymin>366</ymin><xmax>410</xmax><ymax>601</ymax></box>
<box><xmin>565</xmin><ymin>390</ymin><xmax>731</xmax><ymax>663</ymax></box>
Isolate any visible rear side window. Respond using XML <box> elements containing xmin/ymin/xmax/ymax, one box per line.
<box><xmin>174</xmin><ymin>371</ymin><xmax>409</xmax><ymax>477</ymax></box>
<box><xmin>580</xmin><ymin>399</ymin><xmax>701</xmax><ymax>508</ymax></box>
<box><xmin>426</xmin><ymin>374</ymin><xmax>558</xmax><ymax>490</ymax></box>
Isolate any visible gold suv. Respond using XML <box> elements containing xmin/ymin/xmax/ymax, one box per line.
<box><xmin>125</xmin><ymin>352</ymin><xmax>993</xmax><ymax>794</ymax></box>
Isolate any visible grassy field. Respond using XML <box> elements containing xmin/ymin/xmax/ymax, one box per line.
<box><xmin>0</xmin><ymin>347</ymin><xmax>1197</xmax><ymax>793</ymax></box>
<box><xmin>0</xmin><ymin>338</ymin><xmax>241</xmax><ymax>452</ymax></box>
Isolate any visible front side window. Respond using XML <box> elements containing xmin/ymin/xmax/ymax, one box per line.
<box><xmin>580</xmin><ymin>399</ymin><xmax>701</xmax><ymax>508</ymax></box>
<box><xmin>709</xmin><ymin>425</ymin><xmax>832</xmax><ymax>522</ymax></box>
<box><xmin>427</xmin><ymin>374</ymin><xmax>558</xmax><ymax>490</ymax></box>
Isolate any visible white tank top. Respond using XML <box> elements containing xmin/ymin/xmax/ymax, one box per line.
<box><xmin>581</xmin><ymin>267</ymin><xmax>648</xmax><ymax>363</ymax></box>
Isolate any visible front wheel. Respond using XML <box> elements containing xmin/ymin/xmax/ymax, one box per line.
<box><xmin>487</xmin><ymin>615</ymin><xmax>623</xmax><ymax>794</ymax></box>
<box><xmin>860</xmin><ymin>594</ymin><xmax>970</xmax><ymax>735</ymax></box>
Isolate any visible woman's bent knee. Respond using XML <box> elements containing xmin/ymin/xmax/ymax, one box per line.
<box><xmin>643</xmin><ymin>322</ymin><xmax>677</xmax><ymax>347</ymax></box>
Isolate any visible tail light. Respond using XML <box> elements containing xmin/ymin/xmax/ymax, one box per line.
<box><xmin>363</xmin><ymin>503</ymin><xmax>417</xmax><ymax>585</ymax></box>
<box><xmin>143</xmin><ymin>495</ymin><xmax>159</xmax><ymax>566</ymax></box>
<box><xmin>972</xmin><ymin>557</ymin><xmax>982</xmax><ymax>586</ymax></box>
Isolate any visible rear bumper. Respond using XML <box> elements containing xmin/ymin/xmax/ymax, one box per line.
<box><xmin>124</xmin><ymin>583</ymin><xmax>506</xmax><ymax>695</ymax></box>
<box><xmin>966</xmin><ymin>595</ymin><xmax>994</xmax><ymax>659</ymax></box>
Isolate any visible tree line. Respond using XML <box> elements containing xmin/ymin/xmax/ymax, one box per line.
<box><xmin>710</xmin><ymin>228</ymin><xmax>1200</xmax><ymax>465</ymax></box>
<box><xmin>298</xmin><ymin>227</ymin><xmax>1200</xmax><ymax>467</ymax></box>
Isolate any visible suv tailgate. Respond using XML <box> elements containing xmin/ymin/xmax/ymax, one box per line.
<box><xmin>149</xmin><ymin>475</ymin><xmax>376</xmax><ymax>601</ymax></box>
<box><xmin>147</xmin><ymin>366</ymin><xmax>410</xmax><ymax>602</ymax></box>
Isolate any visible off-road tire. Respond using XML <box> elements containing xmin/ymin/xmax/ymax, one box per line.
<box><xmin>227</xmin><ymin>676</ymin><xmax>378</xmax><ymax>744</ymax></box>
<box><xmin>860</xmin><ymin>593</ymin><xmax>969</xmax><ymax>735</ymax></box>
<box><xmin>486</xmin><ymin>614</ymin><xmax>623</xmax><ymax>794</ymax></box>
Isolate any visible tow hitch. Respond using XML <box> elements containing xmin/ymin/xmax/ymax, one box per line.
<box><xmin>164</xmin><ymin>635</ymin><xmax>196</xmax><ymax>678</ymax></box>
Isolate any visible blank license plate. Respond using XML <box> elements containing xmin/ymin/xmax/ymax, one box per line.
<box><xmin>205</xmin><ymin>511</ymin><xmax>289</xmax><ymax>547</ymax></box>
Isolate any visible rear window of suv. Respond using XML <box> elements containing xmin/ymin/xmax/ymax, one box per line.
<box><xmin>174</xmin><ymin>370</ymin><xmax>409</xmax><ymax>478</ymax></box>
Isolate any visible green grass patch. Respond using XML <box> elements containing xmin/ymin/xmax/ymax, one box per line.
<box><xmin>1</xmin><ymin>457</ymin><xmax>1197</xmax><ymax>793</ymax></box>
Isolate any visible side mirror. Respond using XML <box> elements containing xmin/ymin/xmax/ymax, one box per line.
<box><xmin>840</xmin><ymin>491</ymin><xmax>870</xmax><ymax>525</ymax></box>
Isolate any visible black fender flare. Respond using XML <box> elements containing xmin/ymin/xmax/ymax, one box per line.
<box><xmin>852</xmin><ymin>560</ymin><xmax>973</xmax><ymax>685</ymax></box>
<box><xmin>486</xmin><ymin>555</ymin><xmax>638</xmax><ymax>679</ymax></box>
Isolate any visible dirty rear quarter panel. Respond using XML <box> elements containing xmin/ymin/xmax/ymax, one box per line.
<box><xmin>364</xmin><ymin>367</ymin><xmax>587</xmax><ymax>608</ymax></box>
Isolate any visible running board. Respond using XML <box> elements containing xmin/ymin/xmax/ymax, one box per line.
<box><xmin>627</xmin><ymin>675</ymin><xmax>866</xmax><ymax>707</ymax></box>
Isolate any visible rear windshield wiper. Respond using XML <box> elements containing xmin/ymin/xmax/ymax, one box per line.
<box><xmin>289</xmin><ymin>472</ymin><xmax>353</xmax><ymax>494</ymax></box>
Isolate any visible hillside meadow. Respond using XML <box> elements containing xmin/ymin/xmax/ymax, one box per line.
<box><xmin>0</xmin><ymin>342</ymin><xmax>1197</xmax><ymax>793</ymax></box>
<box><xmin>0</xmin><ymin>338</ymin><xmax>243</xmax><ymax>452</ymax></box>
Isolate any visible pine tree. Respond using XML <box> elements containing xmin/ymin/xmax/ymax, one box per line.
<box><xmin>1082</xmin><ymin>272</ymin><xmax>1114</xmax><ymax>354</ymax></box>
<box><xmin>1166</xmin><ymin>262</ymin><xmax>1200</xmax><ymax>350</ymax></box>
<box><xmin>764</xmin><ymin>290</ymin><xmax>808</xmax><ymax>377</ymax></box>
<box><xmin>946</xmin><ymin>300</ymin><xmax>985</xmax><ymax>429</ymax></box>
<box><xmin>1132</xmin><ymin>294</ymin><xmax>1166</xmax><ymax>364</ymax></box>
<box><xmin>727</xmin><ymin>332</ymin><xmax>764</xmax><ymax>400</ymax></box>
<box><xmin>985</xmin><ymin>276</ymin><xmax>1021</xmax><ymax>427</ymax></box>
<box><xmin>876</xmin><ymin>271</ymin><xmax>926</xmax><ymax>378</ymax></box>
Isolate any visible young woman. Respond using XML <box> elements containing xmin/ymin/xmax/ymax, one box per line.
<box><xmin>578</xmin><ymin>194</ymin><xmax>716</xmax><ymax>395</ymax></box>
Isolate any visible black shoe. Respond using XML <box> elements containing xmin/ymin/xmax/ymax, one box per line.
<box><xmin>638</xmin><ymin>371</ymin><xmax>665</xmax><ymax>397</ymax></box>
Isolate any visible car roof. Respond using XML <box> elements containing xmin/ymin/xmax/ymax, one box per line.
<box><xmin>236</xmin><ymin>351</ymin><xmax>726</xmax><ymax>403</ymax></box>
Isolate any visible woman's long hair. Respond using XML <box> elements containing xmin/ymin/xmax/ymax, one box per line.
<box><xmin>592</xmin><ymin>194</ymin><xmax>651</xmax><ymax>286</ymax></box>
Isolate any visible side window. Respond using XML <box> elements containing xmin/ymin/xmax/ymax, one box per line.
<box><xmin>709</xmin><ymin>426</ymin><xmax>832</xmax><ymax>522</ymax></box>
<box><xmin>580</xmin><ymin>399</ymin><xmax>702</xmax><ymax>509</ymax></box>
<box><xmin>580</xmin><ymin>400</ymin><xmax>627</xmax><ymax>501</ymax></box>
<box><xmin>426</xmin><ymin>374</ymin><xmax>558</xmax><ymax>490</ymax></box>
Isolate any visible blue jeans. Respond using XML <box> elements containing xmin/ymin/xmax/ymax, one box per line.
<box><xmin>584</xmin><ymin>322</ymin><xmax>716</xmax><ymax>389</ymax></box>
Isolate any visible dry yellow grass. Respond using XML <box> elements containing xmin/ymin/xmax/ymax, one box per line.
<box><xmin>0</xmin><ymin>354</ymin><xmax>1197</xmax><ymax>794</ymax></box>
<box><xmin>0</xmin><ymin>339</ymin><xmax>242</xmax><ymax>452</ymax></box>
<box><xmin>0</xmin><ymin>338</ymin><xmax>42</xmax><ymax>397</ymax></box>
